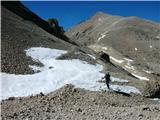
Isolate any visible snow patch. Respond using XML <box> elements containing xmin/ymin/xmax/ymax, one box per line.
<box><xmin>156</xmin><ymin>35</ymin><xmax>160</xmax><ymax>39</ymax></box>
<box><xmin>102</xmin><ymin>47</ymin><xmax>108</xmax><ymax>51</ymax></box>
<box><xmin>98</xmin><ymin>18</ymin><xmax>102</xmax><ymax>22</ymax></box>
<box><xmin>135</xmin><ymin>48</ymin><xmax>138</xmax><ymax>51</ymax></box>
<box><xmin>1</xmin><ymin>47</ymin><xmax>141</xmax><ymax>100</ymax></box>
<box><xmin>143</xmin><ymin>70</ymin><xmax>152</xmax><ymax>74</ymax></box>
<box><xmin>124</xmin><ymin>58</ymin><xmax>133</xmax><ymax>62</ymax></box>
<box><xmin>98</xmin><ymin>34</ymin><xmax>106</xmax><ymax>41</ymax></box>
<box><xmin>110</xmin><ymin>56</ymin><xmax>124</xmax><ymax>64</ymax></box>
<box><xmin>111</xmin><ymin>77</ymin><xmax>128</xmax><ymax>83</ymax></box>
<box><xmin>131</xmin><ymin>73</ymin><xmax>149</xmax><ymax>81</ymax></box>
<box><xmin>149</xmin><ymin>45</ymin><xmax>152</xmax><ymax>48</ymax></box>
<box><xmin>151</xmin><ymin>98</ymin><xmax>160</xmax><ymax>102</ymax></box>
<box><xmin>124</xmin><ymin>65</ymin><xmax>135</xmax><ymax>70</ymax></box>
<box><xmin>110</xmin><ymin>85</ymin><xmax>141</xmax><ymax>94</ymax></box>
<box><xmin>87</xmin><ymin>54</ymin><xmax>96</xmax><ymax>60</ymax></box>
<box><xmin>100</xmin><ymin>84</ymin><xmax>141</xmax><ymax>94</ymax></box>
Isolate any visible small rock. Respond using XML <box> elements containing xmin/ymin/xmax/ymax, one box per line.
<box><xmin>40</xmin><ymin>92</ymin><xmax>44</xmax><ymax>96</ymax></box>
<box><xmin>138</xmin><ymin>113</ymin><xmax>143</xmax><ymax>119</ymax></box>
<box><xmin>8</xmin><ymin>97</ymin><xmax>15</xmax><ymax>101</ymax></box>
<box><xmin>72</xmin><ymin>88</ymin><xmax>77</xmax><ymax>92</ymax></box>
<box><xmin>13</xmin><ymin>113</ymin><xmax>18</xmax><ymax>116</ymax></box>
<box><xmin>46</xmin><ymin>108</ymin><xmax>50</xmax><ymax>112</ymax></box>
<box><xmin>49</xmin><ymin>66</ymin><xmax>54</xmax><ymax>69</ymax></box>
<box><xmin>77</xmin><ymin>108</ymin><xmax>82</xmax><ymax>112</ymax></box>
<box><xmin>142</xmin><ymin>106</ymin><xmax>150</xmax><ymax>111</ymax></box>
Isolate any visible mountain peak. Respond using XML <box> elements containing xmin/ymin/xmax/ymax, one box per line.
<box><xmin>93</xmin><ymin>11</ymin><xmax>109</xmax><ymax>17</ymax></box>
<box><xmin>90</xmin><ymin>11</ymin><xmax>112</xmax><ymax>21</ymax></box>
<box><xmin>94</xmin><ymin>11</ymin><xmax>106</xmax><ymax>15</ymax></box>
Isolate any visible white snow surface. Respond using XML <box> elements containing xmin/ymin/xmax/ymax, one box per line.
<box><xmin>156</xmin><ymin>35</ymin><xmax>160</xmax><ymax>39</ymax></box>
<box><xmin>143</xmin><ymin>70</ymin><xmax>152</xmax><ymax>74</ymax></box>
<box><xmin>151</xmin><ymin>98</ymin><xmax>160</xmax><ymax>102</ymax></box>
<box><xmin>124</xmin><ymin>65</ymin><xmax>135</xmax><ymax>70</ymax></box>
<box><xmin>98</xmin><ymin>34</ymin><xmax>106</xmax><ymax>41</ymax></box>
<box><xmin>1</xmin><ymin>47</ymin><xmax>141</xmax><ymax>100</ymax></box>
<box><xmin>87</xmin><ymin>54</ymin><xmax>96</xmax><ymax>60</ymax></box>
<box><xmin>102</xmin><ymin>47</ymin><xmax>108</xmax><ymax>51</ymax></box>
<box><xmin>110</xmin><ymin>56</ymin><xmax>124</xmax><ymax>64</ymax></box>
<box><xmin>111</xmin><ymin>77</ymin><xmax>128</xmax><ymax>83</ymax></box>
<box><xmin>110</xmin><ymin>85</ymin><xmax>141</xmax><ymax>94</ymax></box>
<box><xmin>124</xmin><ymin>58</ymin><xmax>133</xmax><ymax>62</ymax></box>
<box><xmin>135</xmin><ymin>48</ymin><xmax>138</xmax><ymax>51</ymax></box>
<box><xmin>131</xmin><ymin>73</ymin><xmax>149</xmax><ymax>81</ymax></box>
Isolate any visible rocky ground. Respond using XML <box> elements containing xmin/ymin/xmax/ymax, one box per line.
<box><xmin>1</xmin><ymin>85</ymin><xmax>160</xmax><ymax>120</ymax></box>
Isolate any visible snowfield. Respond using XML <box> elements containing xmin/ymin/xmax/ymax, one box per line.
<box><xmin>1</xmin><ymin>47</ymin><xmax>141</xmax><ymax>100</ymax></box>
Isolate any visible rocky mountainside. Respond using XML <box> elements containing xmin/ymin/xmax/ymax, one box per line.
<box><xmin>1</xmin><ymin>1</ymin><xmax>78</xmax><ymax>74</ymax></box>
<box><xmin>66</xmin><ymin>12</ymin><xmax>160</xmax><ymax>75</ymax></box>
<box><xmin>66</xmin><ymin>12</ymin><xmax>160</xmax><ymax>97</ymax></box>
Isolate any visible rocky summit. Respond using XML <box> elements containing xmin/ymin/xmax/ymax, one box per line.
<box><xmin>1</xmin><ymin>1</ymin><xmax>160</xmax><ymax>120</ymax></box>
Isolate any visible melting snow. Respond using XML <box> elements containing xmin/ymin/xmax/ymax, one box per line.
<box><xmin>1</xmin><ymin>47</ymin><xmax>141</xmax><ymax>100</ymax></box>
<box><xmin>87</xmin><ymin>54</ymin><xmax>96</xmax><ymax>60</ymax></box>
<box><xmin>102</xmin><ymin>47</ymin><xmax>108</xmax><ymax>51</ymax></box>
<box><xmin>99</xmin><ymin>84</ymin><xmax>141</xmax><ymax>94</ymax></box>
<box><xmin>143</xmin><ymin>70</ymin><xmax>152</xmax><ymax>74</ymax></box>
<box><xmin>110</xmin><ymin>56</ymin><xmax>124</xmax><ymax>64</ymax></box>
<box><xmin>156</xmin><ymin>35</ymin><xmax>160</xmax><ymax>39</ymax></box>
<box><xmin>131</xmin><ymin>73</ymin><xmax>149</xmax><ymax>81</ymax></box>
<box><xmin>98</xmin><ymin>34</ymin><xmax>106</xmax><ymax>41</ymax></box>
<box><xmin>151</xmin><ymin>98</ymin><xmax>160</xmax><ymax>102</ymax></box>
<box><xmin>98</xmin><ymin>18</ymin><xmax>102</xmax><ymax>22</ymax></box>
<box><xmin>111</xmin><ymin>77</ymin><xmax>128</xmax><ymax>83</ymax></box>
<box><xmin>124</xmin><ymin>65</ymin><xmax>135</xmax><ymax>70</ymax></box>
<box><xmin>110</xmin><ymin>85</ymin><xmax>141</xmax><ymax>94</ymax></box>
<box><xmin>124</xmin><ymin>58</ymin><xmax>133</xmax><ymax>62</ymax></box>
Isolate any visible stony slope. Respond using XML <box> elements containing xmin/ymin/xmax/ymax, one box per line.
<box><xmin>66</xmin><ymin>12</ymin><xmax>160</xmax><ymax>97</ymax></box>
<box><xmin>1</xmin><ymin>85</ymin><xmax>160</xmax><ymax>120</ymax></box>
<box><xmin>66</xmin><ymin>12</ymin><xmax>160</xmax><ymax>75</ymax></box>
<box><xmin>1</xmin><ymin>2</ymin><xmax>77</xmax><ymax>74</ymax></box>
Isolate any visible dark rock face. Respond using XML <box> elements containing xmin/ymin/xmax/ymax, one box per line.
<box><xmin>1</xmin><ymin>1</ymin><xmax>67</xmax><ymax>40</ymax></box>
<box><xmin>99</xmin><ymin>52</ymin><xmax>110</xmax><ymax>63</ymax></box>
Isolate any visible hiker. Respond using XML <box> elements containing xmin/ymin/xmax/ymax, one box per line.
<box><xmin>102</xmin><ymin>73</ymin><xmax>111</xmax><ymax>89</ymax></box>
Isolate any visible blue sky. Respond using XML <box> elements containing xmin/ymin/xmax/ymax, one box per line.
<box><xmin>21</xmin><ymin>1</ymin><xmax>160</xmax><ymax>30</ymax></box>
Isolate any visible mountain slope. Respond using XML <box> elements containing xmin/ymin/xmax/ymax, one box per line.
<box><xmin>1</xmin><ymin>2</ymin><xmax>76</xmax><ymax>74</ymax></box>
<box><xmin>1</xmin><ymin>2</ymin><xmax>160</xmax><ymax>120</ymax></box>
<box><xmin>66</xmin><ymin>12</ymin><xmax>160</xmax><ymax>97</ymax></box>
<box><xmin>66</xmin><ymin>12</ymin><xmax>160</xmax><ymax>77</ymax></box>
